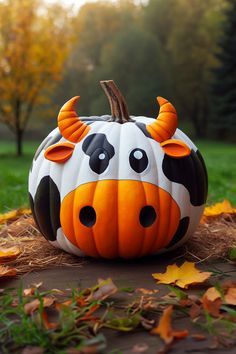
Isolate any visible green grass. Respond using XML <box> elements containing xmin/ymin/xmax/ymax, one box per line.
<box><xmin>0</xmin><ymin>141</ymin><xmax>39</xmax><ymax>213</ymax></box>
<box><xmin>0</xmin><ymin>140</ymin><xmax>235</xmax><ymax>213</ymax></box>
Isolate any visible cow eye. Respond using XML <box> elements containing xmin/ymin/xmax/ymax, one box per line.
<box><xmin>89</xmin><ymin>148</ymin><xmax>110</xmax><ymax>174</ymax></box>
<box><xmin>129</xmin><ymin>148</ymin><xmax>148</xmax><ymax>173</ymax></box>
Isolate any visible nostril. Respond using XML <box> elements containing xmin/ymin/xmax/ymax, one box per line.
<box><xmin>79</xmin><ymin>206</ymin><xmax>96</xmax><ymax>227</ymax></box>
<box><xmin>139</xmin><ymin>206</ymin><xmax>156</xmax><ymax>227</ymax></box>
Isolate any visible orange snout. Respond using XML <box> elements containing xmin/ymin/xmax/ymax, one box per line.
<box><xmin>60</xmin><ymin>180</ymin><xmax>181</xmax><ymax>259</ymax></box>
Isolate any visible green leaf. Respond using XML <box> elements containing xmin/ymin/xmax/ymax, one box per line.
<box><xmin>228</xmin><ymin>247</ymin><xmax>236</xmax><ymax>261</ymax></box>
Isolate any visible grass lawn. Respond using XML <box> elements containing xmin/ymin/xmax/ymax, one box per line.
<box><xmin>0</xmin><ymin>140</ymin><xmax>235</xmax><ymax>213</ymax></box>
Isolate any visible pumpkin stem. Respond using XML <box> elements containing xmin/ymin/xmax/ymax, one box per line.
<box><xmin>100</xmin><ymin>80</ymin><xmax>133</xmax><ymax>123</ymax></box>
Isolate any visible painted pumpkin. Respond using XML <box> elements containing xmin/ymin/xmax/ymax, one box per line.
<box><xmin>29</xmin><ymin>80</ymin><xmax>208</xmax><ymax>259</ymax></box>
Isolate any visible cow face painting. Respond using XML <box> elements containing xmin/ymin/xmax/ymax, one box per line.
<box><xmin>29</xmin><ymin>80</ymin><xmax>208</xmax><ymax>259</ymax></box>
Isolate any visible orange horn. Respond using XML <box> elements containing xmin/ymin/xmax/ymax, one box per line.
<box><xmin>146</xmin><ymin>97</ymin><xmax>178</xmax><ymax>142</ymax></box>
<box><xmin>57</xmin><ymin>96</ymin><xmax>90</xmax><ymax>143</ymax></box>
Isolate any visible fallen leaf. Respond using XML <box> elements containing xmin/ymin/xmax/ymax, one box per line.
<box><xmin>151</xmin><ymin>305</ymin><xmax>188</xmax><ymax>343</ymax></box>
<box><xmin>203</xmin><ymin>200</ymin><xmax>236</xmax><ymax>217</ymax></box>
<box><xmin>0</xmin><ymin>208</ymin><xmax>31</xmax><ymax>225</ymax></box>
<box><xmin>202</xmin><ymin>296</ymin><xmax>221</xmax><ymax>318</ymax></box>
<box><xmin>225</xmin><ymin>288</ymin><xmax>236</xmax><ymax>305</ymax></box>
<box><xmin>152</xmin><ymin>262</ymin><xmax>212</xmax><ymax>289</ymax></box>
<box><xmin>189</xmin><ymin>303</ymin><xmax>201</xmax><ymax>319</ymax></box>
<box><xmin>42</xmin><ymin>309</ymin><xmax>58</xmax><ymax>330</ymax></box>
<box><xmin>132</xmin><ymin>343</ymin><xmax>149</xmax><ymax>353</ymax></box>
<box><xmin>0</xmin><ymin>265</ymin><xmax>17</xmax><ymax>278</ymax></box>
<box><xmin>203</xmin><ymin>287</ymin><xmax>221</xmax><ymax>302</ymax></box>
<box><xmin>0</xmin><ymin>246</ymin><xmax>21</xmax><ymax>262</ymax></box>
<box><xmin>24</xmin><ymin>297</ymin><xmax>55</xmax><ymax>315</ymax></box>
<box><xmin>191</xmin><ymin>334</ymin><xmax>206</xmax><ymax>341</ymax></box>
<box><xmin>89</xmin><ymin>278</ymin><xmax>117</xmax><ymax>301</ymax></box>
<box><xmin>135</xmin><ymin>288</ymin><xmax>159</xmax><ymax>295</ymax></box>
<box><xmin>22</xmin><ymin>347</ymin><xmax>44</xmax><ymax>354</ymax></box>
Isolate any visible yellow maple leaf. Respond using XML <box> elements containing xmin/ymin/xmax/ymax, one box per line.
<box><xmin>152</xmin><ymin>261</ymin><xmax>212</xmax><ymax>289</ymax></box>
<box><xmin>0</xmin><ymin>246</ymin><xmax>21</xmax><ymax>263</ymax></box>
<box><xmin>203</xmin><ymin>200</ymin><xmax>236</xmax><ymax>217</ymax></box>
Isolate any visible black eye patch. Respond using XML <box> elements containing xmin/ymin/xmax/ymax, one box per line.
<box><xmin>82</xmin><ymin>133</ymin><xmax>115</xmax><ymax>174</ymax></box>
<box><xmin>129</xmin><ymin>148</ymin><xmax>148</xmax><ymax>173</ymax></box>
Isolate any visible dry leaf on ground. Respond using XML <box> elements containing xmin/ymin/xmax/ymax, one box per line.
<box><xmin>24</xmin><ymin>297</ymin><xmax>55</xmax><ymax>315</ymax></box>
<box><xmin>225</xmin><ymin>288</ymin><xmax>236</xmax><ymax>305</ymax></box>
<box><xmin>203</xmin><ymin>200</ymin><xmax>236</xmax><ymax>217</ymax></box>
<box><xmin>0</xmin><ymin>208</ymin><xmax>31</xmax><ymax>225</ymax></box>
<box><xmin>0</xmin><ymin>265</ymin><xmax>17</xmax><ymax>278</ymax></box>
<box><xmin>0</xmin><ymin>246</ymin><xmax>21</xmax><ymax>262</ymax></box>
<box><xmin>152</xmin><ymin>262</ymin><xmax>212</xmax><ymax>289</ymax></box>
<box><xmin>202</xmin><ymin>287</ymin><xmax>221</xmax><ymax>302</ymax></box>
<box><xmin>89</xmin><ymin>278</ymin><xmax>118</xmax><ymax>301</ymax></box>
<box><xmin>151</xmin><ymin>305</ymin><xmax>188</xmax><ymax>343</ymax></box>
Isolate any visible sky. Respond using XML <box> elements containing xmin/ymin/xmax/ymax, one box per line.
<box><xmin>46</xmin><ymin>0</ymin><xmax>147</xmax><ymax>11</ymax></box>
<box><xmin>46</xmin><ymin>0</ymin><xmax>119</xmax><ymax>11</ymax></box>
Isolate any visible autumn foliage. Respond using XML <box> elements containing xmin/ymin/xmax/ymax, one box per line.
<box><xmin>0</xmin><ymin>0</ymin><xmax>72</xmax><ymax>155</ymax></box>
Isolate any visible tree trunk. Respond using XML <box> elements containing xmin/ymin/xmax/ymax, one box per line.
<box><xmin>16</xmin><ymin>129</ymin><xmax>23</xmax><ymax>156</ymax></box>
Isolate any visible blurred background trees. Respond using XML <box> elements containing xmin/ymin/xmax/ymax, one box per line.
<box><xmin>0</xmin><ymin>0</ymin><xmax>235</xmax><ymax>155</ymax></box>
<box><xmin>0</xmin><ymin>0</ymin><xmax>72</xmax><ymax>155</ymax></box>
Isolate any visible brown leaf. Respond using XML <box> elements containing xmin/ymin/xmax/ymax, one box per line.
<box><xmin>0</xmin><ymin>265</ymin><xmax>17</xmax><ymax>278</ymax></box>
<box><xmin>189</xmin><ymin>303</ymin><xmax>202</xmax><ymax>319</ymax></box>
<box><xmin>136</xmin><ymin>288</ymin><xmax>159</xmax><ymax>295</ymax></box>
<box><xmin>0</xmin><ymin>246</ymin><xmax>21</xmax><ymax>262</ymax></box>
<box><xmin>202</xmin><ymin>296</ymin><xmax>221</xmax><ymax>318</ymax></box>
<box><xmin>152</xmin><ymin>262</ymin><xmax>212</xmax><ymax>289</ymax></box>
<box><xmin>151</xmin><ymin>305</ymin><xmax>188</xmax><ymax>343</ymax></box>
<box><xmin>24</xmin><ymin>297</ymin><xmax>54</xmax><ymax>315</ymax></box>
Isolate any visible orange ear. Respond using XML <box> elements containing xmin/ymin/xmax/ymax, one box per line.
<box><xmin>44</xmin><ymin>142</ymin><xmax>75</xmax><ymax>163</ymax></box>
<box><xmin>160</xmin><ymin>139</ymin><xmax>191</xmax><ymax>158</ymax></box>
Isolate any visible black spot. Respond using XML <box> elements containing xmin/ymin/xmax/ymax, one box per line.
<box><xmin>30</xmin><ymin>176</ymin><xmax>61</xmax><ymax>241</ymax></box>
<box><xmin>166</xmin><ymin>217</ymin><xmax>190</xmax><ymax>248</ymax></box>
<box><xmin>162</xmin><ymin>149</ymin><xmax>208</xmax><ymax>206</ymax></box>
<box><xmin>129</xmin><ymin>148</ymin><xmax>148</xmax><ymax>173</ymax></box>
<box><xmin>139</xmin><ymin>206</ymin><xmax>156</xmax><ymax>227</ymax></box>
<box><xmin>82</xmin><ymin>134</ymin><xmax>115</xmax><ymax>174</ymax></box>
<box><xmin>135</xmin><ymin>122</ymin><xmax>153</xmax><ymax>138</ymax></box>
<box><xmin>34</xmin><ymin>131</ymin><xmax>62</xmax><ymax>161</ymax></box>
<box><xmin>79</xmin><ymin>206</ymin><xmax>96</xmax><ymax>227</ymax></box>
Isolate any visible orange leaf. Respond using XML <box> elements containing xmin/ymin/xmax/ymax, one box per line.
<box><xmin>151</xmin><ymin>305</ymin><xmax>188</xmax><ymax>343</ymax></box>
<box><xmin>42</xmin><ymin>310</ymin><xmax>58</xmax><ymax>330</ymax></box>
<box><xmin>225</xmin><ymin>288</ymin><xmax>236</xmax><ymax>305</ymax></box>
<box><xmin>0</xmin><ymin>246</ymin><xmax>21</xmax><ymax>263</ymax></box>
<box><xmin>152</xmin><ymin>262</ymin><xmax>212</xmax><ymax>289</ymax></box>
<box><xmin>202</xmin><ymin>296</ymin><xmax>222</xmax><ymax>318</ymax></box>
<box><xmin>203</xmin><ymin>287</ymin><xmax>221</xmax><ymax>302</ymax></box>
<box><xmin>0</xmin><ymin>265</ymin><xmax>17</xmax><ymax>278</ymax></box>
<box><xmin>203</xmin><ymin>200</ymin><xmax>236</xmax><ymax>217</ymax></box>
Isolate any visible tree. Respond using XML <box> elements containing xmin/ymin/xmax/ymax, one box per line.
<box><xmin>211</xmin><ymin>0</ymin><xmax>236</xmax><ymax>139</ymax></box>
<box><xmin>0</xmin><ymin>0</ymin><xmax>72</xmax><ymax>155</ymax></box>
<box><xmin>143</xmin><ymin>0</ymin><xmax>226</xmax><ymax>137</ymax></box>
